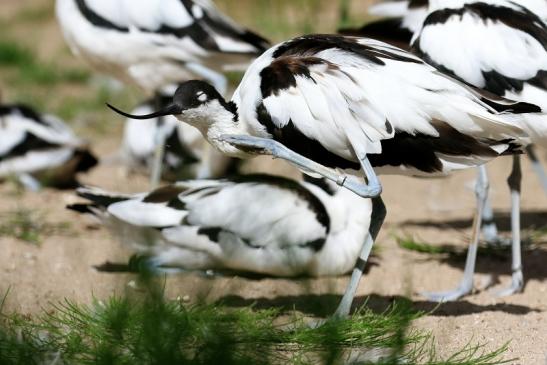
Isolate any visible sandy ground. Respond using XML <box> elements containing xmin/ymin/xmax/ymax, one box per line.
<box><xmin>1</xmin><ymin>137</ymin><xmax>546</xmax><ymax>364</ymax></box>
<box><xmin>1</xmin><ymin>0</ymin><xmax>546</xmax><ymax>363</ymax></box>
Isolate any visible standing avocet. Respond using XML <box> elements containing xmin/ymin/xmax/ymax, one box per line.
<box><xmin>411</xmin><ymin>0</ymin><xmax>547</xmax><ymax>300</ymax></box>
<box><xmin>107</xmin><ymin>34</ymin><xmax>544</xmax><ymax>317</ymax></box>
<box><xmin>0</xmin><ymin>103</ymin><xmax>97</xmax><ymax>190</ymax></box>
<box><xmin>56</xmin><ymin>0</ymin><xmax>269</xmax><ymax>186</ymax></box>
<box><xmin>68</xmin><ymin>175</ymin><xmax>372</xmax><ymax>277</ymax></box>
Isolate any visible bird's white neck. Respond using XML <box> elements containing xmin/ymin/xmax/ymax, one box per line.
<box><xmin>175</xmin><ymin>100</ymin><xmax>251</xmax><ymax>158</ymax></box>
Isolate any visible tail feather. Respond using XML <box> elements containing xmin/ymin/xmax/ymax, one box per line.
<box><xmin>76</xmin><ymin>186</ymin><xmax>133</xmax><ymax>208</ymax></box>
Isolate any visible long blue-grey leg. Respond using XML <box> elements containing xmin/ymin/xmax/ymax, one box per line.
<box><xmin>334</xmin><ymin>196</ymin><xmax>386</xmax><ymax>318</ymax></box>
<box><xmin>186</xmin><ymin>62</ymin><xmax>228</xmax><ymax>96</ymax></box>
<box><xmin>526</xmin><ymin>145</ymin><xmax>547</xmax><ymax>195</ymax></box>
<box><xmin>422</xmin><ymin>165</ymin><xmax>490</xmax><ymax>301</ymax></box>
<box><xmin>219</xmin><ymin>135</ymin><xmax>382</xmax><ymax>198</ymax></box>
<box><xmin>482</xmin><ymin>182</ymin><xmax>510</xmax><ymax>246</ymax></box>
<box><xmin>494</xmin><ymin>155</ymin><xmax>524</xmax><ymax>297</ymax></box>
<box><xmin>482</xmin><ymin>197</ymin><xmax>499</xmax><ymax>242</ymax></box>
<box><xmin>150</xmin><ymin>93</ymin><xmax>166</xmax><ymax>188</ymax></box>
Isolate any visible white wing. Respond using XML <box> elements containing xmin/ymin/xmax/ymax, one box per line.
<box><xmin>179</xmin><ymin>177</ymin><xmax>327</xmax><ymax>249</ymax></box>
<box><xmin>74</xmin><ymin>176</ymin><xmax>332</xmax><ymax>277</ymax></box>
<box><xmin>413</xmin><ymin>2</ymin><xmax>547</xmax><ymax>93</ymax></box>
<box><xmin>236</xmin><ymin>36</ymin><xmax>529</xmax><ymax>175</ymax></box>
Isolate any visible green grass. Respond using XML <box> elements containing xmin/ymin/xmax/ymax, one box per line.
<box><xmin>0</xmin><ymin>208</ymin><xmax>73</xmax><ymax>245</ymax></box>
<box><xmin>0</xmin><ymin>278</ymin><xmax>512</xmax><ymax>365</ymax></box>
<box><xmin>395</xmin><ymin>235</ymin><xmax>511</xmax><ymax>261</ymax></box>
<box><xmin>0</xmin><ymin>41</ymin><xmax>34</xmax><ymax>67</ymax></box>
<box><xmin>0</xmin><ymin>39</ymin><xmax>90</xmax><ymax>86</ymax></box>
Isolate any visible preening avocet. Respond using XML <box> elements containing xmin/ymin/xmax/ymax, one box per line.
<box><xmin>122</xmin><ymin>93</ymin><xmax>239</xmax><ymax>180</ymax></box>
<box><xmin>411</xmin><ymin>0</ymin><xmax>547</xmax><ymax>300</ymax></box>
<box><xmin>69</xmin><ymin>175</ymin><xmax>372</xmax><ymax>277</ymax></box>
<box><xmin>0</xmin><ymin>104</ymin><xmax>97</xmax><ymax>190</ymax></box>
<box><xmin>56</xmin><ymin>0</ymin><xmax>269</xmax><ymax>186</ymax></box>
<box><xmin>107</xmin><ymin>34</ymin><xmax>544</xmax><ymax>316</ymax></box>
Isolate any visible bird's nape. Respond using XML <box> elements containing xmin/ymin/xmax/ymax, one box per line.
<box><xmin>106</xmin><ymin>103</ymin><xmax>182</xmax><ymax>120</ymax></box>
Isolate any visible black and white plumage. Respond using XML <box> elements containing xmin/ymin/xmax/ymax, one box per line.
<box><xmin>406</xmin><ymin>0</ymin><xmax>547</xmax><ymax>301</ymax></box>
<box><xmin>69</xmin><ymin>175</ymin><xmax>372</xmax><ymax>277</ymax></box>
<box><xmin>0</xmin><ymin>104</ymin><xmax>97</xmax><ymax>189</ymax></box>
<box><xmin>122</xmin><ymin>94</ymin><xmax>239</xmax><ymax>180</ymax></box>
<box><xmin>56</xmin><ymin>0</ymin><xmax>269</xmax><ymax>187</ymax></box>
<box><xmin>111</xmin><ymin>35</ymin><xmax>535</xmax><ymax>177</ymax></box>
<box><xmin>108</xmin><ymin>34</ymin><xmax>543</xmax><ymax>316</ymax></box>
<box><xmin>55</xmin><ymin>0</ymin><xmax>270</xmax><ymax>95</ymax></box>
<box><xmin>413</xmin><ymin>0</ymin><xmax>547</xmax><ymax>143</ymax></box>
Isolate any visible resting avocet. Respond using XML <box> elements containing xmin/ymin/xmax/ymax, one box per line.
<box><xmin>122</xmin><ymin>92</ymin><xmax>239</xmax><ymax>180</ymax></box>
<box><xmin>107</xmin><ymin>34</ymin><xmax>543</xmax><ymax>316</ymax></box>
<box><xmin>56</xmin><ymin>0</ymin><xmax>269</xmax><ymax>186</ymax></box>
<box><xmin>411</xmin><ymin>0</ymin><xmax>547</xmax><ymax>300</ymax></box>
<box><xmin>69</xmin><ymin>175</ymin><xmax>372</xmax><ymax>278</ymax></box>
<box><xmin>0</xmin><ymin>104</ymin><xmax>97</xmax><ymax>190</ymax></box>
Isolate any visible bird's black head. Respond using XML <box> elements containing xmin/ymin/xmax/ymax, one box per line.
<box><xmin>171</xmin><ymin>80</ymin><xmax>224</xmax><ymax>111</ymax></box>
<box><xmin>107</xmin><ymin>80</ymin><xmax>231</xmax><ymax>121</ymax></box>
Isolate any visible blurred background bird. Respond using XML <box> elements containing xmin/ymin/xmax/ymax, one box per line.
<box><xmin>0</xmin><ymin>103</ymin><xmax>97</xmax><ymax>190</ymax></box>
<box><xmin>55</xmin><ymin>0</ymin><xmax>270</xmax><ymax>187</ymax></box>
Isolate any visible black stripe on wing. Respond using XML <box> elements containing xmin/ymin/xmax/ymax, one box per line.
<box><xmin>197</xmin><ymin>225</ymin><xmax>326</xmax><ymax>252</ymax></box>
<box><xmin>413</xmin><ymin>3</ymin><xmax>547</xmax><ymax>95</ymax></box>
<box><xmin>338</xmin><ymin>18</ymin><xmax>413</xmax><ymax>50</ymax></box>
<box><xmin>228</xmin><ymin>174</ymin><xmax>331</xmax><ymax>237</ymax></box>
<box><xmin>369</xmin><ymin>121</ymin><xmax>520</xmax><ymax>173</ymax></box>
<box><xmin>179</xmin><ymin>0</ymin><xmax>269</xmax><ymax>53</ymax></box>
<box><xmin>415</xmin><ymin>37</ymin><xmax>547</xmax><ymax>95</ymax></box>
<box><xmin>75</xmin><ymin>0</ymin><xmax>128</xmax><ymax>32</ymax></box>
<box><xmin>182</xmin><ymin>174</ymin><xmax>330</xmax><ymax>251</ymax></box>
<box><xmin>423</xmin><ymin>2</ymin><xmax>547</xmax><ymax>48</ymax></box>
<box><xmin>409</xmin><ymin>0</ymin><xmax>429</xmax><ymax>8</ymax></box>
<box><xmin>260</xmin><ymin>57</ymin><xmax>330</xmax><ymax>97</ymax></box>
<box><xmin>0</xmin><ymin>133</ymin><xmax>59</xmax><ymax>162</ymax></box>
<box><xmin>257</xmin><ymin>97</ymin><xmax>520</xmax><ymax>174</ymax></box>
<box><xmin>76</xmin><ymin>190</ymin><xmax>129</xmax><ymax>207</ymax></box>
<box><xmin>75</xmin><ymin>0</ymin><xmax>267</xmax><ymax>54</ymax></box>
<box><xmin>143</xmin><ymin>185</ymin><xmax>189</xmax><ymax>210</ymax></box>
<box><xmin>273</xmin><ymin>34</ymin><xmax>422</xmax><ymax>66</ymax></box>
<box><xmin>0</xmin><ymin>104</ymin><xmax>50</xmax><ymax>126</ymax></box>
<box><xmin>472</xmin><ymin>87</ymin><xmax>543</xmax><ymax>114</ymax></box>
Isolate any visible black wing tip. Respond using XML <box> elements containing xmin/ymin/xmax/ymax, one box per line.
<box><xmin>66</xmin><ymin>203</ymin><xmax>95</xmax><ymax>214</ymax></box>
<box><xmin>242</xmin><ymin>29</ymin><xmax>270</xmax><ymax>52</ymax></box>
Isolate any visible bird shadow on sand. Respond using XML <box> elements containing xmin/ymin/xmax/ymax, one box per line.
<box><xmin>395</xmin><ymin>240</ymin><xmax>547</xmax><ymax>285</ymax></box>
<box><xmin>400</xmin><ymin>209</ymin><xmax>547</xmax><ymax>232</ymax></box>
<box><xmin>216</xmin><ymin>293</ymin><xmax>542</xmax><ymax>318</ymax></box>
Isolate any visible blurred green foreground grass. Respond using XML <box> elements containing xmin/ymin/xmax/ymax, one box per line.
<box><xmin>0</xmin><ymin>280</ymin><xmax>511</xmax><ymax>365</ymax></box>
